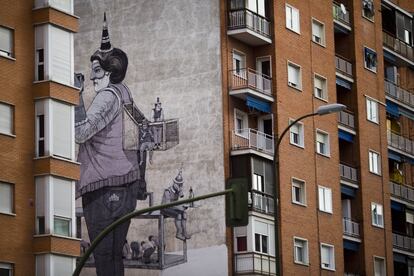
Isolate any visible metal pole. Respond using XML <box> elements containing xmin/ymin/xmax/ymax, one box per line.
<box><xmin>273</xmin><ymin>112</ymin><xmax>317</xmax><ymax>276</ymax></box>
<box><xmin>73</xmin><ymin>188</ymin><xmax>233</xmax><ymax>276</ymax></box>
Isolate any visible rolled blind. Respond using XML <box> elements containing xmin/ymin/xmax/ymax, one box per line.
<box><xmin>288</xmin><ymin>65</ymin><xmax>298</xmax><ymax>85</ymax></box>
<box><xmin>53</xmin><ymin>177</ymin><xmax>72</xmax><ymax>218</ymax></box>
<box><xmin>50</xmin><ymin>0</ymin><xmax>72</xmax><ymax>13</ymax></box>
<box><xmin>0</xmin><ymin>27</ymin><xmax>12</xmax><ymax>54</ymax></box>
<box><xmin>0</xmin><ymin>182</ymin><xmax>12</xmax><ymax>213</ymax></box>
<box><xmin>0</xmin><ymin>103</ymin><xmax>12</xmax><ymax>135</ymax></box>
<box><xmin>35</xmin><ymin>178</ymin><xmax>46</xmax><ymax>217</ymax></box>
<box><xmin>53</xmin><ymin>255</ymin><xmax>73</xmax><ymax>275</ymax></box>
<box><xmin>50</xmin><ymin>26</ymin><xmax>71</xmax><ymax>85</ymax></box>
<box><xmin>255</xmin><ymin>220</ymin><xmax>268</xmax><ymax>235</ymax></box>
<box><xmin>52</xmin><ymin>100</ymin><xmax>72</xmax><ymax>158</ymax></box>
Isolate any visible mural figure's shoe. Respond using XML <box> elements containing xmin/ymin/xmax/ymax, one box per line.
<box><xmin>176</xmin><ymin>233</ymin><xmax>186</xmax><ymax>241</ymax></box>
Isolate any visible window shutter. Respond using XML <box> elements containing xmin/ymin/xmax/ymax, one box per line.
<box><xmin>0</xmin><ymin>27</ymin><xmax>12</xmax><ymax>54</ymax></box>
<box><xmin>326</xmin><ymin>188</ymin><xmax>332</xmax><ymax>212</ymax></box>
<box><xmin>0</xmin><ymin>103</ymin><xmax>12</xmax><ymax>135</ymax></box>
<box><xmin>292</xmin><ymin>9</ymin><xmax>299</xmax><ymax>32</ymax></box>
<box><xmin>396</xmin><ymin>12</ymin><xmax>406</xmax><ymax>41</ymax></box>
<box><xmin>52</xmin><ymin>101</ymin><xmax>72</xmax><ymax>158</ymax></box>
<box><xmin>53</xmin><ymin>178</ymin><xmax>72</xmax><ymax>218</ymax></box>
<box><xmin>407</xmin><ymin>212</ymin><xmax>414</xmax><ymax>224</ymax></box>
<box><xmin>49</xmin><ymin>0</ymin><xmax>72</xmax><ymax>13</ymax></box>
<box><xmin>318</xmin><ymin>187</ymin><xmax>324</xmax><ymax>210</ymax></box>
<box><xmin>257</xmin><ymin>0</ymin><xmax>265</xmax><ymax>17</ymax></box>
<box><xmin>286</xmin><ymin>7</ymin><xmax>292</xmax><ymax>29</ymax></box>
<box><xmin>234</xmin><ymin>226</ymin><xmax>247</xmax><ymax>236</ymax></box>
<box><xmin>288</xmin><ymin>65</ymin><xmax>298</xmax><ymax>85</ymax></box>
<box><xmin>50</xmin><ymin>26</ymin><xmax>71</xmax><ymax>85</ymax></box>
<box><xmin>35</xmin><ymin>179</ymin><xmax>46</xmax><ymax>217</ymax></box>
<box><xmin>321</xmin><ymin>246</ymin><xmax>330</xmax><ymax>265</ymax></box>
<box><xmin>0</xmin><ymin>182</ymin><xmax>12</xmax><ymax>213</ymax></box>
<box><xmin>255</xmin><ymin>221</ymin><xmax>268</xmax><ymax>235</ymax></box>
<box><xmin>53</xmin><ymin>255</ymin><xmax>73</xmax><ymax>276</ymax></box>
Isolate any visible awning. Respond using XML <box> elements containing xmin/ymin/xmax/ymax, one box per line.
<box><xmin>394</xmin><ymin>253</ymin><xmax>407</xmax><ymax>264</ymax></box>
<box><xmin>399</xmin><ymin>108</ymin><xmax>414</xmax><ymax>121</ymax></box>
<box><xmin>246</xmin><ymin>96</ymin><xmax>271</xmax><ymax>113</ymax></box>
<box><xmin>386</xmin><ymin>100</ymin><xmax>400</xmax><ymax>118</ymax></box>
<box><xmin>391</xmin><ymin>201</ymin><xmax>405</xmax><ymax>212</ymax></box>
<box><xmin>336</xmin><ymin>77</ymin><xmax>352</xmax><ymax>90</ymax></box>
<box><xmin>343</xmin><ymin>240</ymin><xmax>360</xmax><ymax>252</ymax></box>
<box><xmin>383</xmin><ymin>50</ymin><xmax>397</xmax><ymax>63</ymax></box>
<box><xmin>341</xmin><ymin>185</ymin><xmax>356</xmax><ymax>198</ymax></box>
<box><xmin>338</xmin><ymin>129</ymin><xmax>354</xmax><ymax>142</ymax></box>
<box><xmin>388</xmin><ymin>150</ymin><xmax>402</xmax><ymax>162</ymax></box>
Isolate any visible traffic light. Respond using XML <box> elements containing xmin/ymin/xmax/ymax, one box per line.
<box><xmin>226</xmin><ymin>178</ymin><xmax>248</xmax><ymax>227</ymax></box>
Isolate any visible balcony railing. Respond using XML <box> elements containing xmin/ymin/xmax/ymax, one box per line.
<box><xmin>228</xmin><ymin>9</ymin><xmax>271</xmax><ymax>38</ymax></box>
<box><xmin>335</xmin><ymin>55</ymin><xmax>353</xmax><ymax>77</ymax></box>
<box><xmin>230</xmin><ymin>68</ymin><xmax>272</xmax><ymax>96</ymax></box>
<box><xmin>389</xmin><ymin>182</ymin><xmax>414</xmax><ymax>204</ymax></box>
<box><xmin>383</xmin><ymin>31</ymin><xmax>414</xmax><ymax>62</ymax></box>
<box><xmin>338</xmin><ymin>110</ymin><xmax>355</xmax><ymax>129</ymax></box>
<box><xmin>384</xmin><ymin>80</ymin><xmax>414</xmax><ymax>108</ymax></box>
<box><xmin>232</xmin><ymin>128</ymin><xmax>274</xmax><ymax>156</ymax></box>
<box><xmin>339</xmin><ymin>163</ymin><xmax>358</xmax><ymax>184</ymax></box>
<box><xmin>250</xmin><ymin>191</ymin><xmax>274</xmax><ymax>215</ymax></box>
<box><xmin>393</xmin><ymin>232</ymin><xmax>414</xmax><ymax>252</ymax></box>
<box><xmin>387</xmin><ymin>129</ymin><xmax>414</xmax><ymax>156</ymax></box>
<box><xmin>333</xmin><ymin>2</ymin><xmax>350</xmax><ymax>26</ymax></box>
<box><xmin>234</xmin><ymin>252</ymin><xmax>276</xmax><ymax>275</ymax></box>
<box><xmin>343</xmin><ymin>218</ymin><xmax>360</xmax><ymax>238</ymax></box>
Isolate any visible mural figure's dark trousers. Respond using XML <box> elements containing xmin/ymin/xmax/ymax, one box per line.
<box><xmin>82</xmin><ymin>183</ymin><xmax>138</xmax><ymax>276</ymax></box>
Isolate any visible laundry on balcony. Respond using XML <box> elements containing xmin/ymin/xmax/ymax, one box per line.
<box><xmin>336</xmin><ymin>77</ymin><xmax>352</xmax><ymax>90</ymax></box>
<box><xmin>338</xmin><ymin>129</ymin><xmax>354</xmax><ymax>142</ymax></box>
<box><xmin>246</xmin><ymin>95</ymin><xmax>271</xmax><ymax>113</ymax></box>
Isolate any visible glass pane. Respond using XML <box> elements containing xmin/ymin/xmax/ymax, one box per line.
<box><xmin>262</xmin><ymin>235</ymin><xmax>268</xmax><ymax>253</ymax></box>
<box><xmin>236</xmin><ymin>236</ymin><xmax>247</xmax><ymax>251</ymax></box>
<box><xmin>54</xmin><ymin>217</ymin><xmax>71</xmax><ymax>236</ymax></box>
<box><xmin>255</xmin><ymin>234</ymin><xmax>261</xmax><ymax>252</ymax></box>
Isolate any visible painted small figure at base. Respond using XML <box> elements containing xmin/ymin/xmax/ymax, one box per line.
<box><xmin>139</xmin><ymin>119</ymin><xmax>154</xmax><ymax>165</ymax></box>
<box><xmin>161</xmin><ymin>169</ymin><xmax>191</xmax><ymax>241</ymax></box>
<box><xmin>130</xmin><ymin>241</ymin><xmax>140</xmax><ymax>260</ymax></box>
<box><xmin>151</xmin><ymin>97</ymin><xmax>164</xmax><ymax>149</ymax></box>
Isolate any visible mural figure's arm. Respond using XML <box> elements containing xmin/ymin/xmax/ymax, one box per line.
<box><xmin>75</xmin><ymin>90</ymin><xmax>120</xmax><ymax>143</ymax></box>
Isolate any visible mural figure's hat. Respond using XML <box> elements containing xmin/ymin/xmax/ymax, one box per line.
<box><xmin>173</xmin><ymin>169</ymin><xmax>184</xmax><ymax>185</ymax></box>
<box><xmin>155</xmin><ymin>97</ymin><xmax>162</xmax><ymax>106</ymax></box>
<box><xmin>100</xmin><ymin>12</ymin><xmax>112</xmax><ymax>52</ymax></box>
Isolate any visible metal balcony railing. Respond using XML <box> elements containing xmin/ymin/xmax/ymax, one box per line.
<box><xmin>384</xmin><ymin>80</ymin><xmax>414</xmax><ymax>108</ymax></box>
<box><xmin>232</xmin><ymin>128</ymin><xmax>274</xmax><ymax>156</ymax></box>
<box><xmin>389</xmin><ymin>182</ymin><xmax>414</xmax><ymax>204</ymax></box>
<box><xmin>383</xmin><ymin>31</ymin><xmax>414</xmax><ymax>62</ymax></box>
<box><xmin>335</xmin><ymin>55</ymin><xmax>353</xmax><ymax>77</ymax></box>
<box><xmin>230</xmin><ymin>68</ymin><xmax>272</xmax><ymax>96</ymax></box>
<box><xmin>228</xmin><ymin>9</ymin><xmax>271</xmax><ymax>38</ymax></box>
<box><xmin>250</xmin><ymin>191</ymin><xmax>274</xmax><ymax>215</ymax></box>
<box><xmin>338</xmin><ymin>110</ymin><xmax>355</xmax><ymax>129</ymax></box>
<box><xmin>333</xmin><ymin>2</ymin><xmax>350</xmax><ymax>26</ymax></box>
<box><xmin>339</xmin><ymin>163</ymin><xmax>358</xmax><ymax>184</ymax></box>
<box><xmin>387</xmin><ymin>129</ymin><xmax>414</xmax><ymax>156</ymax></box>
<box><xmin>393</xmin><ymin>232</ymin><xmax>414</xmax><ymax>252</ymax></box>
<box><xmin>343</xmin><ymin>218</ymin><xmax>360</xmax><ymax>238</ymax></box>
<box><xmin>234</xmin><ymin>252</ymin><xmax>276</xmax><ymax>275</ymax></box>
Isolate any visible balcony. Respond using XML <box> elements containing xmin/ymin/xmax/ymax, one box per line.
<box><xmin>338</xmin><ymin>110</ymin><xmax>355</xmax><ymax>131</ymax></box>
<box><xmin>335</xmin><ymin>55</ymin><xmax>353</xmax><ymax>81</ymax></box>
<box><xmin>249</xmin><ymin>191</ymin><xmax>274</xmax><ymax>215</ymax></box>
<box><xmin>393</xmin><ymin>232</ymin><xmax>414</xmax><ymax>253</ymax></box>
<box><xmin>383</xmin><ymin>31</ymin><xmax>414</xmax><ymax>65</ymax></box>
<box><xmin>333</xmin><ymin>2</ymin><xmax>351</xmax><ymax>32</ymax></box>
<box><xmin>387</xmin><ymin>130</ymin><xmax>414</xmax><ymax>158</ymax></box>
<box><xmin>340</xmin><ymin>163</ymin><xmax>358</xmax><ymax>186</ymax></box>
<box><xmin>231</xmin><ymin>128</ymin><xmax>274</xmax><ymax>159</ymax></box>
<box><xmin>228</xmin><ymin>9</ymin><xmax>271</xmax><ymax>46</ymax></box>
<box><xmin>234</xmin><ymin>252</ymin><xmax>276</xmax><ymax>275</ymax></box>
<box><xmin>229</xmin><ymin>69</ymin><xmax>273</xmax><ymax>103</ymax></box>
<box><xmin>343</xmin><ymin>218</ymin><xmax>360</xmax><ymax>239</ymax></box>
<box><xmin>389</xmin><ymin>182</ymin><xmax>414</xmax><ymax>204</ymax></box>
<box><xmin>384</xmin><ymin>80</ymin><xmax>414</xmax><ymax>110</ymax></box>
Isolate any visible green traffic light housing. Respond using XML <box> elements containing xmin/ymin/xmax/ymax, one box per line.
<box><xmin>226</xmin><ymin>178</ymin><xmax>248</xmax><ymax>227</ymax></box>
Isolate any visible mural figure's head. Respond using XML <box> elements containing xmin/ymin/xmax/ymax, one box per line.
<box><xmin>89</xmin><ymin>12</ymin><xmax>128</xmax><ymax>92</ymax></box>
<box><xmin>155</xmin><ymin>97</ymin><xmax>162</xmax><ymax>110</ymax></box>
<box><xmin>173</xmin><ymin>170</ymin><xmax>184</xmax><ymax>197</ymax></box>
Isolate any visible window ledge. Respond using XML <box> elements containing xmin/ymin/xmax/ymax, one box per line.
<box><xmin>288</xmin><ymin>84</ymin><xmax>302</xmax><ymax>92</ymax></box>
<box><xmin>290</xmin><ymin>142</ymin><xmax>305</xmax><ymax>149</ymax></box>
<box><xmin>321</xmin><ymin>267</ymin><xmax>336</xmax><ymax>272</ymax></box>
<box><xmin>0</xmin><ymin>212</ymin><xmax>16</xmax><ymax>217</ymax></box>
<box><xmin>292</xmin><ymin>201</ymin><xmax>307</xmax><ymax>207</ymax></box>
<box><xmin>0</xmin><ymin>55</ymin><xmax>16</xmax><ymax>62</ymax></box>
<box><xmin>316</xmin><ymin>152</ymin><xmax>331</xmax><ymax>158</ymax></box>
<box><xmin>32</xmin><ymin>5</ymin><xmax>79</xmax><ymax>19</ymax></box>
<box><xmin>369</xmin><ymin>171</ymin><xmax>382</xmax><ymax>177</ymax></box>
<box><xmin>33</xmin><ymin>155</ymin><xmax>80</xmax><ymax>165</ymax></box>
<box><xmin>371</xmin><ymin>224</ymin><xmax>384</xmax><ymax>229</ymax></box>
<box><xmin>33</xmin><ymin>79</ymin><xmax>77</xmax><ymax>90</ymax></box>
<box><xmin>314</xmin><ymin>95</ymin><xmax>328</xmax><ymax>103</ymax></box>
<box><xmin>364</xmin><ymin>66</ymin><xmax>377</xmax><ymax>74</ymax></box>
<box><xmin>33</xmin><ymin>233</ymin><xmax>81</xmax><ymax>241</ymax></box>
<box><xmin>312</xmin><ymin>40</ymin><xmax>326</xmax><ymax>48</ymax></box>
<box><xmin>286</xmin><ymin>27</ymin><xmax>301</xmax><ymax>35</ymax></box>
<box><xmin>0</xmin><ymin>132</ymin><xmax>16</xmax><ymax>138</ymax></box>
<box><xmin>294</xmin><ymin>261</ymin><xmax>309</xmax><ymax>266</ymax></box>
<box><xmin>318</xmin><ymin>209</ymin><xmax>333</xmax><ymax>215</ymax></box>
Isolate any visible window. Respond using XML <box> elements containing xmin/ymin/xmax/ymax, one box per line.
<box><xmin>396</xmin><ymin>12</ymin><xmax>412</xmax><ymax>45</ymax></box>
<box><xmin>253</xmin><ymin>173</ymin><xmax>264</xmax><ymax>192</ymax></box>
<box><xmin>52</xmin><ymin>101</ymin><xmax>72</xmax><ymax>159</ymax></box>
<box><xmin>364</xmin><ymin>47</ymin><xmax>377</xmax><ymax>72</ymax></box>
<box><xmin>0</xmin><ymin>182</ymin><xmax>13</xmax><ymax>214</ymax></box>
<box><xmin>312</xmin><ymin>19</ymin><xmax>325</xmax><ymax>45</ymax></box>
<box><xmin>292</xmin><ymin>178</ymin><xmax>306</xmax><ymax>205</ymax></box>
<box><xmin>371</xmin><ymin>202</ymin><xmax>384</xmax><ymax>227</ymax></box>
<box><xmin>316</xmin><ymin>130</ymin><xmax>330</xmax><ymax>156</ymax></box>
<box><xmin>294</xmin><ymin>237</ymin><xmax>309</xmax><ymax>265</ymax></box>
<box><xmin>369</xmin><ymin>150</ymin><xmax>381</xmax><ymax>175</ymax></box>
<box><xmin>255</xmin><ymin>233</ymin><xmax>269</xmax><ymax>254</ymax></box>
<box><xmin>53</xmin><ymin>177</ymin><xmax>72</xmax><ymax>236</ymax></box>
<box><xmin>37</xmin><ymin>115</ymin><xmax>45</xmax><ymax>156</ymax></box>
<box><xmin>36</xmin><ymin>49</ymin><xmax>45</xmax><ymax>81</ymax></box>
<box><xmin>0</xmin><ymin>26</ymin><xmax>14</xmax><ymax>58</ymax></box>
<box><xmin>362</xmin><ymin>0</ymin><xmax>374</xmax><ymax>20</ymax></box>
<box><xmin>0</xmin><ymin>262</ymin><xmax>13</xmax><ymax>276</ymax></box>
<box><xmin>233</xmin><ymin>50</ymin><xmax>246</xmax><ymax>77</ymax></box>
<box><xmin>314</xmin><ymin>74</ymin><xmax>327</xmax><ymax>100</ymax></box>
<box><xmin>374</xmin><ymin>257</ymin><xmax>386</xmax><ymax>276</ymax></box>
<box><xmin>366</xmin><ymin>98</ymin><xmax>378</xmax><ymax>123</ymax></box>
<box><xmin>234</xmin><ymin>226</ymin><xmax>248</xmax><ymax>252</ymax></box>
<box><xmin>0</xmin><ymin>102</ymin><xmax>14</xmax><ymax>136</ymax></box>
<box><xmin>289</xmin><ymin>120</ymin><xmax>304</xmax><ymax>147</ymax></box>
<box><xmin>234</xmin><ymin>109</ymin><xmax>248</xmax><ymax>137</ymax></box>
<box><xmin>252</xmin><ymin>158</ymin><xmax>273</xmax><ymax>194</ymax></box>
<box><xmin>320</xmin><ymin>243</ymin><xmax>335</xmax><ymax>270</ymax></box>
<box><xmin>254</xmin><ymin>220</ymin><xmax>275</xmax><ymax>255</ymax></box>
<box><xmin>288</xmin><ymin>62</ymin><xmax>302</xmax><ymax>90</ymax></box>
<box><xmin>36</xmin><ymin>254</ymin><xmax>74</xmax><ymax>276</ymax></box>
<box><xmin>286</xmin><ymin>4</ymin><xmax>300</xmax><ymax>33</ymax></box>
<box><xmin>247</xmin><ymin>0</ymin><xmax>267</xmax><ymax>17</ymax></box>
<box><xmin>318</xmin><ymin>186</ymin><xmax>332</xmax><ymax>213</ymax></box>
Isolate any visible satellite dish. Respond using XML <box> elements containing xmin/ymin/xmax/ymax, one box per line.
<box><xmin>340</xmin><ymin>3</ymin><xmax>347</xmax><ymax>14</ymax></box>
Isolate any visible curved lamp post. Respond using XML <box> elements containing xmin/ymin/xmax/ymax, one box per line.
<box><xmin>273</xmin><ymin>103</ymin><xmax>346</xmax><ymax>276</ymax></box>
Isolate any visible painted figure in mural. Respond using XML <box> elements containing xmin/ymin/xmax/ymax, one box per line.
<box><xmin>161</xmin><ymin>169</ymin><xmax>191</xmax><ymax>241</ymax></box>
<box><xmin>139</xmin><ymin>119</ymin><xmax>154</xmax><ymax>165</ymax></box>
<box><xmin>151</xmin><ymin>97</ymin><xmax>164</xmax><ymax>149</ymax></box>
<box><xmin>130</xmin><ymin>241</ymin><xmax>140</xmax><ymax>260</ymax></box>
<box><xmin>75</xmin><ymin>13</ymin><xmax>144</xmax><ymax>276</ymax></box>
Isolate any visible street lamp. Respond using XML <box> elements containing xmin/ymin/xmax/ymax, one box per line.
<box><xmin>273</xmin><ymin>103</ymin><xmax>346</xmax><ymax>276</ymax></box>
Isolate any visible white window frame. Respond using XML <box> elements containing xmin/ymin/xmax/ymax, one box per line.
<box><xmin>366</xmin><ymin>98</ymin><xmax>379</xmax><ymax>124</ymax></box>
<box><xmin>318</xmin><ymin>185</ymin><xmax>333</xmax><ymax>214</ymax></box>
<box><xmin>314</xmin><ymin>73</ymin><xmax>328</xmax><ymax>101</ymax></box>
<box><xmin>311</xmin><ymin>18</ymin><xmax>325</xmax><ymax>46</ymax></box>
<box><xmin>371</xmin><ymin>202</ymin><xmax>384</xmax><ymax>228</ymax></box>
<box><xmin>316</xmin><ymin>129</ymin><xmax>330</xmax><ymax>157</ymax></box>
<box><xmin>0</xmin><ymin>262</ymin><xmax>13</xmax><ymax>276</ymax></box>
<box><xmin>289</xmin><ymin>119</ymin><xmax>304</xmax><ymax>148</ymax></box>
<box><xmin>373</xmin><ymin>256</ymin><xmax>386</xmax><ymax>276</ymax></box>
<box><xmin>364</xmin><ymin>46</ymin><xmax>377</xmax><ymax>73</ymax></box>
<box><xmin>320</xmin><ymin>243</ymin><xmax>335</xmax><ymax>271</ymax></box>
<box><xmin>232</xmin><ymin>49</ymin><xmax>246</xmax><ymax>77</ymax></box>
<box><xmin>0</xmin><ymin>181</ymin><xmax>14</xmax><ymax>215</ymax></box>
<box><xmin>362</xmin><ymin>0</ymin><xmax>375</xmax><ymax>22</ymax></box>
<box><xmin>252</xmin><ymin>218</ymin><xmax>275</xmax><ymax>256</ymax></box>
<box><xmin>287</xmin><ymin>61</ymin><xmax>302</xmax><ymax>90</ymax></box>
<box><xmin>294</xmin><ymin>237</ymin><xmax>309</xmax><ymax>265</ymax></box>
<box><xmin>369</xmin><ymin>150</ymin><xmax>381</xmax><ymax>175</ymax></box>
<box><xmin>285</xmin><ymin>4</ymin><xmax>300</xmax><ymax>34</ymax></box>
<box><xmin>0</xmin><ymin>25</ymin><xmax>14</xmax><ymax>59</ymax></box>
<box><xmin>234</xmin><ymin>108</ymin><xmax>248</xmax><ymax>137</ymax></box>
<box><xmin>292</xmin><ymin>177</ymin><xmax>306</xmax><ymax>206</ymax></box>
<box><xmin>0</xmin><ymin>102</ymin><xmax>14</xmax><ymax>137</ymax></box>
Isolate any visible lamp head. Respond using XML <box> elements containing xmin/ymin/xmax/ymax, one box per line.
<box><xmin>316</xmin><ymin>103</ymin><xmax>346</xmax><ymax>116</ymax></box>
